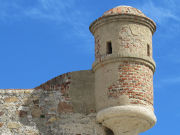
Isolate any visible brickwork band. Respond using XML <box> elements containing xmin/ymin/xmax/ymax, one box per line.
<box><xmin>108</xmin><ymin>61</ymin><xmax>153</xmax><ymax>108</ymax></box>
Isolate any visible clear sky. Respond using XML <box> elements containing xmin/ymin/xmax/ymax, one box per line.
<box><xmin>0</xmin><ymin>0</ymin><xmax>179</xmax><ymax>134</ymax></box>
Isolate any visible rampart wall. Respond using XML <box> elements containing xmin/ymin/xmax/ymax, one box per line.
<box><xmin>0</xmin><ymin>70</ymin><xmax>106</xmax><ymax>135</ymax></box>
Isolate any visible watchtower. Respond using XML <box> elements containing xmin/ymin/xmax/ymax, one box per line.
<box><xmin>90</xmin><ymin>6</ymin><xmax>156</xmax><ymax>135</ymax></box>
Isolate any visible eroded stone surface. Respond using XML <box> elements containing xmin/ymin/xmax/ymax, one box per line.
<box><xmin>4</xmin><ymin>96</ymin><xmax>19</xmax><ymax>103</ymax></box>
<box><xmin>7</xmin><ymin>122</ymin><xmax>21</xmax><ymax>129</ymax></box>
<box><xmin>0</xmin><ymin>88</ymin><xmax>105</xmax><ymax>135</ymax></box>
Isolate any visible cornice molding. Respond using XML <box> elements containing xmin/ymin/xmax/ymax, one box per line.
<box><xmin>89</xmin><ymin>14</ymin><xmax>156</xmax><ymax>35</ymax></box>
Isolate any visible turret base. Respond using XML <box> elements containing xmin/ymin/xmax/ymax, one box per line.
<box><xmin>97</xmin><ymin>105</ymin><xmax>156</xmax><ymax>135</ymax></box>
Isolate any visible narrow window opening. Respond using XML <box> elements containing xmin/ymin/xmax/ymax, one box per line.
<box><xmin>106</xmin><ymin>41</ymin><xmax>112</xmax><ymax>55</ymax></box>
<box><xmin>147</xmin><ymin>44</ymin><xmax>150</xmax><ymax>56</ymax></box>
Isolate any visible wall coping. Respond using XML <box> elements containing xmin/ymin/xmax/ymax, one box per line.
<box><xmin>92</xmin><ymin>54</ymin><xmax>156</xmax><ymax>73</ymax></box>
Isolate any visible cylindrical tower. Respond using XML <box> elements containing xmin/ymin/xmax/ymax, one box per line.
<box><xmin>90</xmin><ymin>6</ymin><xmax>156</xmax><ymax>135</ymax></box>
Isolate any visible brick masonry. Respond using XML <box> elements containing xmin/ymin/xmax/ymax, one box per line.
<box><xmin>108</xmin><ymin>61</ymin><xmax>153</xmax><ymax>108</ymax></box>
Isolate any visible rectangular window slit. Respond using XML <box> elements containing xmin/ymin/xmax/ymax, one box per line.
<box><xmin>147</xmin><ymin>44</ymin><xmax>150</xmax><ymax>56</ymax></box>
<box><xmin>106</xmin><ymin>41</ymin><xmax>112</xmax><ymax>55</ymax></box>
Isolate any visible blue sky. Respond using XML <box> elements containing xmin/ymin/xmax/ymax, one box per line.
<box><xmin>0</xmin><ymin>0</ymin><xmax>180</xmax><ymax>134</ymax></box>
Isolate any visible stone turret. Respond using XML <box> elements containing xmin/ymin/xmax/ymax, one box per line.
<box><xmin>90</xmin><ymin>6</ymin><xmax>156</xmax><ymax>135</ymax></box>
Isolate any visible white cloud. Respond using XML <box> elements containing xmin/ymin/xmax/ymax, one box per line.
<box><xmin>0</xmin><ymin>0</ymin><xmax>91</xmax><ymax>37</ymax></box>
<box><xmin>138</xmin><ymin>0</ymin><xmax>180</xmax><ymax>25</ymax></box>
<box><xmin>0</xmin><ymin>0</ymin><xmax>94</xmax><ymax>54</ymax></box>
<box><xmin>24</xmin><ymin>0</ymin><xmax>82</xmax><ymax>24</ymax></box>
<box><xmin>24</xmin><ymin>0</ymin><xmax>75</xmax><ymax>21</ymax></box>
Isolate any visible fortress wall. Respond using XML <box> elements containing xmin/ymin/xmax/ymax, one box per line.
<box><xmin>0</xmin><ymin>70</ymin><xmax>105</xmax><ymax>135</ymax></box>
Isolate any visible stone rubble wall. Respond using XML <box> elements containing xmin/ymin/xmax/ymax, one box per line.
<box><xmin>0</xmin><ymin>70</ymin><xmax>105</xmax><ymax>135</ymax></box>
